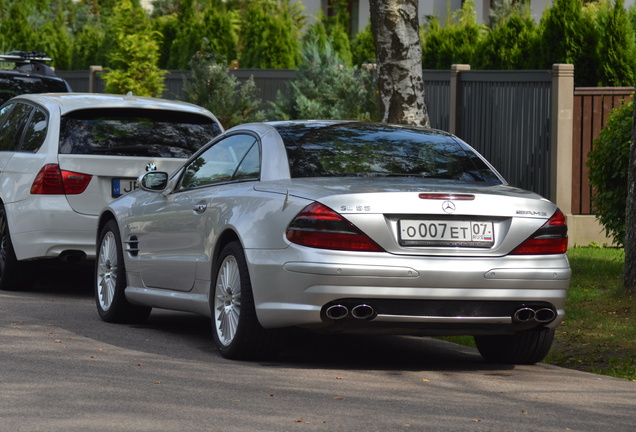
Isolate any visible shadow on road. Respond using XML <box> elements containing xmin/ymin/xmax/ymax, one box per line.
<box><xmin>22</xmin><ymin>259</ymin><xmax>513</xmax><ymax>373</ymax></box>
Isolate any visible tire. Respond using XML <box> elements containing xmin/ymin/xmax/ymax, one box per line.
<box><xmin>474</xmin><ymin>328</ymin><xmax>555</xmax><ymax>365</ymax></box>
<box><xmin>211</xmin><ymin>241</ymin><xmax>275</xmax><ymax>360</ymax></box>
<box><xmin>0</xmin><ymin>203</ymin><xmax>34</xmax><ymax>291</ymax></box>
<box><xmin>95</xmin><ymin>219</ymin><xmax>151</xmax><ymax>323</ymax></box>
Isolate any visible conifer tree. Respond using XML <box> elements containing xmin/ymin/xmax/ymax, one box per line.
<box><xmin>102</xmin><ymin>0</ymin><xmax>166</xmax><ymax>96</ymax></box>
<box><xmin>239</xmin><ymin>0</ymin><xmax>301</xmax><ymax>69</ymax></box>
<box><xmin>596</xmin><ymin>0</ymin><xmax>636</xmax><ymax>86</ymax></box>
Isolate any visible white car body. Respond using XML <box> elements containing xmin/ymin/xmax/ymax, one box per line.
<box><xmin>0</xmin><ymin>93</ymin><xmax>223</xmax><ymax>289</ymax></box>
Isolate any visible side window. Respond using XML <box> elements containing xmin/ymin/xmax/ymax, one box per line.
<box><xmin>20</xmin><ymin>108</ymin><xmax>48</xmax><ymax>152</ymax></box>
<box><xmin>0</xmin><ymin>103</ymin><xmax>31</xmax><ymax>151</ymax></box>
<box><xmin>179</xmin><ymin>134</ymin><xmax>260</xmax><ymax>190</ymax></box>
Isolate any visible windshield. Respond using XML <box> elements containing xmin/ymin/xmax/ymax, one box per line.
<box><xmin>276</xmin><ymin>122</ymin><xmax>503</xmax><ymax>183</ymax></box>
<box><xmin>59</xmin><ymin>108</ymin><xmax>222</xmax><ymax>158</ymax></box>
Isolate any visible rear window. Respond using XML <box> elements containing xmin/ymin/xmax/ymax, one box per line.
<box><xmin>276</xmin><ymin>122</ymin><xmax>503</xmax><ymax>183</ymax></box>
<box><xmin>0</xmin><ymin>75</ymin><xmax>69</xmax><ymax>104</ymax></box>
<box><xmin>59</xmin><ymin>108</ymin><xmax>222</xmax><ymax>158</ymax></box>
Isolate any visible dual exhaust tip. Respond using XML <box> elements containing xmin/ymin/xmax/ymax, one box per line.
<box><xmin>325</xmin><ymin>304</ymin><xmax>376</xmax><ymax>321</ymax></box>
<box><xmin>513</xmin><ymin>306</ymin><xmax>556</xmax><ymax>324</ymax></box>
<box><xmin>325</xmin><ymin>304</ymin><xmax>557</xmax><ymax>324</ymax></box>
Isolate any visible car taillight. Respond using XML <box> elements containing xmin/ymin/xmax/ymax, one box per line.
<box><xmin>30</xmin><ymin>164</ymin><xmax>92</xmax><ymax>195</ymax></box>
<box><xmin>510</xmin><ymin>209</ymin><xmax>568</xmax><ymax>255</ymax></box>
<box><xmin>286</xmin><ymin>202</ymin><xmax>384</xmax><ymax>252</ymax></box>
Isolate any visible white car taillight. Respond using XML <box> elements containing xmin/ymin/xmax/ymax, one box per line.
<box><xmin>30</xmin><ymin>164</ymin><xmax>92</xmax><ymax>195</ymax></box>
<box><xmin>510</xmin><ymin>209</ymin><xmax>568</xmax><ymax>255</ymax></box>
<box><xmin>286</xmin><ymin>202</ymin><xmax>384</xmax><ymax>252</ymax></box>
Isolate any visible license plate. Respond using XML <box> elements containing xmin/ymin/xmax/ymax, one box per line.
<box><xmin>399</xmin><ymin>219</ymin><xmax>494</xmax><ymax>247</ymax></box>
<box><xmin>112</xmin><ymin>178</ymin><xmax>138</xmax><ymax>197</ymax></box>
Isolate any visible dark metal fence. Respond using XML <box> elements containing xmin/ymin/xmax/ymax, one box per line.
<box><xmin>56</xmin><ymin>68</ymin><xmax>559</xmax><ymax>200</ymax></box>
<box><xmin>457</xmin><ymin>70</ymin><xmax>553</xmax><ymax>199</ymax></box>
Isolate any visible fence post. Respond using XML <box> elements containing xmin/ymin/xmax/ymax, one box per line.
<box><xmin>550</xmin><ymin>64</ymin><xmax>574</xmax><ymax>214</ymax></box>
<box><xmin>89</xmin><ymin>66</ymin><xmax>102</xmax><ymax>93</ymax></box>
<box><xmin>449</xmin><ymin>64</ymin><xmax>470</xmax><ymax>135</ymax></box>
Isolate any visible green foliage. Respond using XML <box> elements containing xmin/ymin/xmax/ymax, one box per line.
<box><xmin>473</xmin><ymin>5</ymin><xmax>539</xmax><ymax>69</ymax></box>
<box><xmin>536</xmin><ymin>0</ymin><xmax>601</xmax><ymax>86</ymax></box>
<box><xmin>595</xmin><ymin>0</ymin><xmax>636</xmax><ymax>87</ymax></box>
<box><xmin>102</xmin><ymin>0</ymin><xmax>166</xmax><ymax>96</ymax></box>
<box><xmin>587</xmin><ymin>99</ymin><xmax>633</xmax><ymax>246</ymax></box>
<box><xmin>0</xmin><ymin>1</ymin><xmax>40</xmax><ymax>52</ymax></box>
<box><xmin>37</xmin><ymin>7</ymin><xmax>73</xmax><ymax>70</ymax></box>
<box><xmin>239</xmin><ymin>0</ymin><xmax>302</xmax><ymax>69</ymax></box>
<box><xmin>268</xmin><ymin>41</ymin><xmax>379</xmax><ymax>121</ymax></box>
<box><xmin>351</xmin><ymin>23</ymin><xmax>376</xmax><ymax>66</ymax></box>
<box><xmin>421</xmin><ymin>0</ymin><xmax>484</xmax><ymax>69</ymax></box>
<box><xmin>184</xmin><ymin>45</ymin><xmax>265</xmax><ymax>129</ymax></box>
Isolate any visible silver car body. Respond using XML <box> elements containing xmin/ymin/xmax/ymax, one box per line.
<box><xmin>100</xmin><ymin>121</ymin><xmax>570</xmax><ymax>336</ymax></box>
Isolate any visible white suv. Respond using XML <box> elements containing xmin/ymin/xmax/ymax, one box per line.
<box><xmin>0</xmin><ymin>93</ymin><xmax>223</xmax><ymax>290</ymax></box>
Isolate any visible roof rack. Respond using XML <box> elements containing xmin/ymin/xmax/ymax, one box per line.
<box><xmin>0</xmin><ymin>51</ymin><xmax>56</xmax><ymax>77</ymax></box>
<box><xmin>0</xmin><ymin>50</ymin><xmax>52</xmax><ymax>63</ymax></box>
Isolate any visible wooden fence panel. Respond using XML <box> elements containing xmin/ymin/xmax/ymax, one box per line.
<box><xmin>572</xmin><ymin>87</ymin><xmax>634</xmax><ymax>215</ymax></box>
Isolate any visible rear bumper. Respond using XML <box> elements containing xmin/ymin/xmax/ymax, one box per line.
<box><xmin>6</xmin><ymin>197</ymin><xmax>97</xmax><ymax>261</ymax></box>
<box><xmin>246</xmin><ymin>248</ymin><xmax>570</xmax><ymax>335</ymax></box>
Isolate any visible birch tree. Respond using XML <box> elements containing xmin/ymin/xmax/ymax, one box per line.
<box><xmin>369</xmin><ymin>0</ymin><xmax>430</xmax><ymax>127</ymax></box>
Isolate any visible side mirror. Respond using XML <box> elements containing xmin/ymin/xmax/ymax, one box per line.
<box><xmin>138</xmin><ymin>171</ymin><xmax>169</xmax><ymax>192</ymax></box>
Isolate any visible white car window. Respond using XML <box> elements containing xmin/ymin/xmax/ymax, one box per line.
<box><xmin>20</xmin><ymin>108</ymin><xmax>47</xmax><ymax>153</ymax></box>
<box><xmin>0</xmin><ymin>103</ymin><xmax>31</xmax><ymax>152</ymax></box>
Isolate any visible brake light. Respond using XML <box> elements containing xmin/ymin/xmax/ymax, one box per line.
<box><xmin>30</xmin><ymin>164</ymin><xmax>92</xmax><ymax>195</ymax></box>
<box><xmin>510</xmin><ymin>209</ymin><xmax>568</xmax><ymax>255</ymax></box>
<box><xmin>286</xmin><ymin>202</ymin><xmax>384</xmax><ymax>252</ymax></box>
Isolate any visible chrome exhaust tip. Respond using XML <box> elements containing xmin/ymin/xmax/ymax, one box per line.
<box><xmin>351</xmin><ymin>304</ymin><xmax>375</xmax><ymax>320</ymax></box>
<box><xmin>513</xmin><ymin>307</ymin><xmax>536</xmax><ymax>323</ymax></box>
<box><xmin>535</xmin><ymin>308</ymin><xmax>557</xmax><ymax>323</ymax></box>
<box><xmin>325</xmin><ymin>304</ymin><xmax>349</xmax><ymax>320</ymax></box>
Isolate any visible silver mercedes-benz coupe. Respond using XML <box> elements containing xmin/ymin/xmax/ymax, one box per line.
<box><xmin>96</xmin><ymin>120</ymin><xmax>570</xmax><ymax>364</ymax></box>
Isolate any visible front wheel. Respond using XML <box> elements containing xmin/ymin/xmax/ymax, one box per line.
<box><xmin>474</xmin><ymin>328</ymin><xmax>555</xmax><ymax>365</ymax></box>
<box><xmin>211</xmin><ymin>241</ymin><xmax>274</xmax><ymax>360</ymax></box>
<box><xmin>95</xmin><ymin>219</ymin><xmax>151</xmax><ymax>323</ymax></box>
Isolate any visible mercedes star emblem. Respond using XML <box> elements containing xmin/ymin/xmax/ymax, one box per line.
<box><xmin>442</xmin><ymin>201</ymin><xmax>456</xmax><ymax>213</ymax></box>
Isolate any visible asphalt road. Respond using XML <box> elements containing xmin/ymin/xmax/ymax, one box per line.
<box><xmin>0</xmin><ymin>262</ymin><xmax>634</xmax><ymax>432</ymax></box>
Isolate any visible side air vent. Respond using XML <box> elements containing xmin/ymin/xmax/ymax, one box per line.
<box><xmin>125</xmin><ymin>235</ymin><xmax>139</xmax><ymax>257</ymax></box>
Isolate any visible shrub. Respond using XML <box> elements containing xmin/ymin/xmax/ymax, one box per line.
<box><xmin>239</xmin><ymin>0</ymin><xmax>302</xmax><ymax>69</ymax></box>
<box><xmin>587</xmin><ymin>98</ymin><xmax>633</xmax><ymax>246</ymax></box>
<box><xmin>473</xmin><ymin>4</ymin><xmax>539</xmax><ymax>69</ymax></box>
<box><xmin>268</xmin><ymin>41</ymin><xmax>379</xmax><ymax>121</ymax></box>
<box><xmin>102</xmin><ymin>0</ymin><xmax>166</xmax><ymax>97</ymax></box>
<box><xmin>184</xmin><ymin>46</ymin><xmax>265</xmax><ymax>129</ymax></box>
<box><xmin>595</xmin><ymin>0</ymin><xmax>636</xmax><ymax>87</ymax></box>
<box><xmin>421</xmin><ymin>0</ymin><xmax>483</xmax><ymax>69</ymax></box>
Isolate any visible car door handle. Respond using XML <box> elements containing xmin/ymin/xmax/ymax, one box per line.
<box><xmin>193</xmin><ymin>203</ymin><xmax>207</xmax><ymax>213</ymax></box>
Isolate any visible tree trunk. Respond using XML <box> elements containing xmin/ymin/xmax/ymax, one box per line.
<box><xmin>623</xmin><ymin>102</ymin><xmax>636</xmax><ymax>292</ymax></box>
<box><xmin>369</xmin><ymin>0</ymin><xmax>430</xmax><ymax>127</ymax></box>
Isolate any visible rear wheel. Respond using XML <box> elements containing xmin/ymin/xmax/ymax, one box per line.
<box><xmin>96</xmin><ymin>219</ymin><xmax>151</xmax><ymax>323</ymax></box>
<box><xmin>474</xmin><ymin>328</ymin><xmax>555</xmax><ymax>365</ymax></box>
<box><xmin>211</xmin><ymin>241</ymin><xmax>274</xmax><ymax>360</ymax></box>
<box><xmin>0</xmin><ymin>203</ymin><xmax>34</xmax><ymax>291</ymax></box>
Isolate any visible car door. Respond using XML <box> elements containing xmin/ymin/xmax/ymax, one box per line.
<box><xmin>137</xmin><ymin>133</ymin><xmax>260</xmax><ymax>292</ymax></box>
